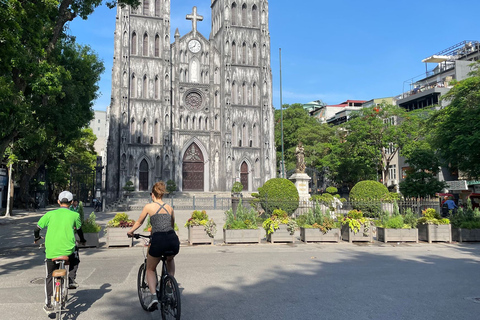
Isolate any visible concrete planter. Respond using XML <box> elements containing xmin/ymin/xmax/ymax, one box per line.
<box><xmin>418</xmin><ymin>224</ymin><xmax>451</xmax><ymax>243</ymax></box>
<box><xmin>106</xmin><ymin>227</ymin><xmax>133</xmax><ymax>247</ymax></box>
<box><xmin>452</xmin><ymin>228</ymin><xmax>480</xmax><ymax>242</ymax></box>
<box><xmin>377</xmin><ymin>227</ymin><xmax>418</xmax><ymax>243</ymax></box>
<box><xmin>223</xmin><ymin>228</ymin><xmax>261</xmax><ymax>244</ymax></box>
<box><xmin>266</xmin><ymin>224</ymin><xmax>295</xmax><ymax>243</ymax></box>
<box><xmin>75</xmin><ymin>232</ymin><xmax>100</xmax><ymax>248</ymax></box>
<box><xmin>300</xmin><ymin>227</ymin><xmax>341</xmax><ymax>243</ymax></box>
<box><xmin>341</xmin><ymin>224</ymin><xmax>373</xmax><ymax>243</ymax></box>
<box><xmin>188</xmin><ymin>226</ymin><xmax>214</xmax><ymax>245</ymax></box>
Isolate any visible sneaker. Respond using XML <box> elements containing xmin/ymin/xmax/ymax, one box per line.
<box><xmin>43</xmin><ymin>304</ymin><xmax>54</xmax><ymax>314</ymax></box>
<box><xmin>69</xmin><ymin>280</ymin><xmax>79</xmax><ymax>289</ymax></box>
<box><xmin>146</xmin><ymin>294</ymin><xmax>158</xmax><ymax>311</ymax></box>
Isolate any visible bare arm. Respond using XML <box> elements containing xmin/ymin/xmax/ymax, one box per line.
<box><xmin>127</xmin><ymin>205</ymin><xmax>149</xmax><ymax>236</ymax></box>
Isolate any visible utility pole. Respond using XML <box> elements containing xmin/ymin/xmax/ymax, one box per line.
<box><xmin>280</xmin><ymin>48</ymin><xmax>285</xmax><ymax>178</ymax></box>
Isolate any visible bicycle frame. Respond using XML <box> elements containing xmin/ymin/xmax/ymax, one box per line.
<box><xmin>51</xmin><ymin>257</ymin><xmax>69</xmax><ymax>319</ymax></box>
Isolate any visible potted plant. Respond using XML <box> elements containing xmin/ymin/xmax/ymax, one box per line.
<box><xmin>105</xmin><ymin>213</ymin><xmax>135</xmax><ymax>247</ymax></box>
<box><xmin>297</xmin><ymin>205</ymin><xmax>341</xmax><ymax>243</ymax></box>
<box><xmin>262</xmin><ymin>209</ymin><xmax>297</xmax><ymax>243</ymax></box>
<box><xmin>417</xmin><ymin>208</ymin><xmax>451</xmax><ymax>243</ymax></box>
<box><xmin>185</xmin><ymin>210</ymin><xmax>216</xmax><ymax>245</ymax></box>
<box><xmin>376</xmin><ymin>209</ymin><xmax>418</xmax><ymax>243</ymax></box>
<box><xmin>450</xmin><ymin>199</ymin><xmax>480</xmax><ymax>242</ymax></box>
<box><xmin>77</xmin><ymin>212</ymin><xmax>102</xmax><ymax>247</ymax></box>
<box><xmin>231</xmin><ymin>181</ymin><xmax>244</xmax><ymax>215</ymax></box>
<box><xmin>341</xmin><ymin>209</ymin><xmax>373</xmax><ymax>243</ymax></box>
<box><xmin>223</xmin><ymin>198</ymin><xmax>261</xmax><ymax>244</ymax></box>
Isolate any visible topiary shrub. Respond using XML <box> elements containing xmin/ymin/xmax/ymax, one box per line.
<box><xmin>252</xmin><ymin>178</ymin><xmax>299</xmax><ymax>215</ymax></box>
<box><xmin>350</xmin><ymin>180</ymin><xmax>389</xmax><ymax>218</ymax></box>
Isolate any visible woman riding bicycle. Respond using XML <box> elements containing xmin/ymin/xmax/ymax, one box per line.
<box><xmin>127</xmin><ymin>181</ymin><xmax>180</xmax><ymax>311</ymax></box>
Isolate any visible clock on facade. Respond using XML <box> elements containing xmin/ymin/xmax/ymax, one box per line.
<box><xmin>188</xmin><ymin>39</ymin><xmax>201</xmax><ymax>53</ymax></box>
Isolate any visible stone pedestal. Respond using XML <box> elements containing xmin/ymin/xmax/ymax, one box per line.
<box><xmin>289</xmin><ymin>173</ymin><xmax>311</xmax><ymax>203</ymax></box>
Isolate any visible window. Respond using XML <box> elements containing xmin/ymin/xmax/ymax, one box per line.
<box><xmin>389</xmin><ymin>164</ymin><xmax>397</xmax><ymax>180</ymax></box>
<box><xmin>143</xmin><ymin>33</ymin><xmax>148</xmax><ymax>56</ymax></box>
<box><xmin>252</xmin><ymin>5</ymin><xmax>258</xmax><ymax>27</ymax></box>
<box><xmin>131</xmin><ymin>32</ymin><xmax>137</xmax><ymax>55</ymax></box>
<box><xmin>155</xmin><ymin>0</ymin><xmax>160</xmax><ymax>16</ymax></box>
<box><xmin>242</xmin><ymin>3</ymin><xmax>247</xmax><ymax>26</ymax></box>
<box><xmin>231</xmin><ymin>3</ymin><xmax>237</xmax><ymax>25</ymax></box>
<box><xmin>155</xmin><ymin>35</ymin><xmax>160</xmax><ymax>57</ymax></box>
<box><xmin>143</xmin><ymin>0</ymin><xmax>149</xmax><ymax>15</ymax></box>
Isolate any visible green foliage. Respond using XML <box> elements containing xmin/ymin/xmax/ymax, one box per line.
<box><xmin>224</xmin><ymin>199</ymin><xmax>258</xmax><ymax>229</ymax></box>
<box><xmin>350</xmin><ymin>180</ymin><xmax>389</xmax><ymax>217</ymax></box>
<box><xmin>430</xmin><ymin>61</ymin><xmax>480</xmax><ymax>179</ymax></box>
<box><xmin>274</xmin><ymin>103</ymin><xmax>339</xmax><ymax>176</ymax></box>
<box><xmin>325</xmin><ymin>186</ymin><xmax>338</xmax><ymax>194</ymax></box>
<box><xmin>231</xmin><ymin>181</ymin><xmax>244</xmax><ymax>194</ymax></box>
<box><xmin>123</xmin><ymin>180</ymin><xmax>134</xmax><ymax>192</ymax></box>
<box><xmin>262</xmin><ymin>209</ymin><xmax>297</xmax><ymax>235</ymax></box>
<box><xmin>449</xmin><ymin>199</ymin><xmax>480</xmax><ymax>229</ymax></box>
<box><xmin>417</xmin><ymin>208</ymin><xmax>450</xmax><ymax>225</ymax></box>
<box><xmin>184</xmin><ymin>210</ymin><xmax>216</xmax><ymax>238</ymax></box>
<box><xmin>297</xmin><ymin>201</ymin><xmax>340</xmax><ymax>233</ymax></box>
<box><xmin>82</xmin><ymin>212</ymin><xmax>101</xmax><ymax>233</ymax></box>
<box><xmin>253</xmin><ymin>178</ymin><xmax>299</xmax><ymax>215</ymax></box>
<box><xmin>106</xmin><ymin>213</ymin><xmax>135</xmax><ymax>228</ymax></box>
<box><xmin>403</xmin><ymin>209</ymin><xmax>418</xmax><ymax>229</ymax></box>
<box><xmin>399</xmin><ymin>148</ymin><xmax>447</xmax><ymax>198</ymax></box>
<box><xmin>341</xmin><ymin>210</ymin><xmax>370</xmax><ymax>235</ymax></box>
<box><xmin>166</xmin><ymin>180</ymin><xmax>177</xmax><ymax>194</ymax></box>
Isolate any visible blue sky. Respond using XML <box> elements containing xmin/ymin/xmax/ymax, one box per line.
<box><xmin>69</xmin><ymin>0</ymin><xmax>480</xmax><ymax>111</ymax></box>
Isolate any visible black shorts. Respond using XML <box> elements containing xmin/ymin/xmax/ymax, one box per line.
<box><xmin>149</xmin><ymin>230</ymin><xmax>180</xmax><ymax>258</ymax></box>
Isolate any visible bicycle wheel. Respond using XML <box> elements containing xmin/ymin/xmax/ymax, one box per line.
<box><xmin>161</xmin><ymin>275</ymin><xmax>181</xmax><ymax>320</ymax></box>
<box><xmin>137</xmin><ymin>264</ymin><xmax>150</xmax><ymax>311</ymax></box>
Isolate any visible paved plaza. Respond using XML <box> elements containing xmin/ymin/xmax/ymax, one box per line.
<box><xmin>1</xmin><ymin>207</ymin><xmax>480</xmax><ymax>320</ymax></box>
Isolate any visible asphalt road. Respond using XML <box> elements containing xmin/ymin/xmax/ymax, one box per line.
<box><xmin>1</xmin><ymin>238</ymin><xmax>480</xmax><ymax>319</ymax></box>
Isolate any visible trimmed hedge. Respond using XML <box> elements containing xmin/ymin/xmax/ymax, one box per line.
<box><xmin>350</xmin><ymin>180</ymin><xmax>389</xmax><ymax>218</ymax></box>
<box><xmin>253</xmin><ymin>178</ymin><xmax>299</xmax><ymax>215</ymax></box>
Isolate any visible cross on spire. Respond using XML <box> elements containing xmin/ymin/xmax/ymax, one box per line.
<box><xmin>186</xmin><ymin>6</ymin><xmax>203</xmax><ymax>36</ymax></box>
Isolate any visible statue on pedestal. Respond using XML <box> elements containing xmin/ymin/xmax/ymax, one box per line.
<box><xmin>295</xmin><ymin>142</ymin><xmax>306</xmax><ymax>173</ymax></box>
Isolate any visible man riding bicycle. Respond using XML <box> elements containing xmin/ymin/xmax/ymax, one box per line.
<box><xmin>34</xmin><ymin>191</ymin><xmax>86</xmax><ymax>314</ymax></box>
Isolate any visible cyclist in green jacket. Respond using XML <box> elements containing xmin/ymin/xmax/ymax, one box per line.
<box><xmin>34</xmin><ymin>191</ymin><xmax>85</xmax><ymax>314</ymax></box>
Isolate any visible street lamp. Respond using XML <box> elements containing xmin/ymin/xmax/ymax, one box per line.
<box><xmin>5</xmin><ymin>160</ymin><xmax>28</xmax><ymax>217</ymax></box>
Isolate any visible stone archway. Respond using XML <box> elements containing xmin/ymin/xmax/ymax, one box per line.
<box><xmin>182</xmin><ymin>143</ymin><xmax>204</xmax><ymax>191</ymax></box>
<box><xmin>139</xmin><ymin>159</ymin><xmax>149</xmax><ymax>191</ymax></box>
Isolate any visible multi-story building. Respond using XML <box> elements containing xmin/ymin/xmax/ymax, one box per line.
<box><xmin>311</xmin><ymin>100</ymin><xmax>366</xmax><ymax>124</ymax></box>
<box><xmin>106</xmin><ymin>1</ymin><xmax>276</xmax><ymax>203</ymax></box>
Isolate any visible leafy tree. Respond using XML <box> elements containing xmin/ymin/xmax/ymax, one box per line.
<box><xmin>399</xmin><ymin>148</ymin><xmax>447</xmax><ymax>198</ymax></box>
<box><xmin>274</xmin><ymin>104</ymin><xmax>338</xmax><ymax>175</ymax></box>
<box><xmin>330</xmin><ymin>103</ymin><xmax>425</xmax><ymax>188</ymax></box>
<box><xmin>430</xmin><ymin>61</ymin><xmax>480</xmax><ymax>179</ymax></box>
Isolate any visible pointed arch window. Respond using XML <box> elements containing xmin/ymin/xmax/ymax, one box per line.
<box><xmin>231</xmin><ymin>3</ymin><xmax>237</xmax><ymax>25</ymax></box>
<box><xmin>143</xmin><ymin>119</ymin><xmax>148</xmax><ymax>143</ymax></box>
<box><xmin>154</xmin><ymin>119</ymin><xmax>159</xmax><ymax>144</ymax></box>
<box><xmin>143</xmin><ymin>33</ymin><xmax>148</xmax><ymax>56</ymax></box>
<box><xmin>242</xmin><ymin>82</ymin><xmax>247</xmax><ymax>105</ymax></box>
<box><xmin>155</xmin><ymin>35</ymin><xmax>160</xmax><ymax>57</ymax></box>
<box><xmin>130</xmin><ymin>118</ymin><xmax>136</xmax><ymax>142</ymax></box>
<box><xmin>143</xmin><ymin>75</ymin><xmax>148</xmax><ymax>98</ymax></box>
<box><xmin>232</xmin><ymin>81</ymin><xmax>237</xmax><ymax>104</ymax></box>
<box><xmin>252</xmin><ymin>5</ymin><xmax>258</xmax><ymax>27</ymax></box>
<box><xmin>232</xmin><ymin>42</ymin><xmax>237</xmax><ymax>64</ymax></box>
<box><xmin>242</xmin><ymin>4</ymin><xmax>247</xmax><ymax>26</ymax></box>
<box><xmin>253</xmin><ymin>82</ymin><xmax>257</xmax><ymax>106</ymax></box>
<box><xmin>154</xmin><ymin>76</ymin><xmax>159</xmax><ymax>99</ymax></box>
<box><xmin>131</xmin><ymin>32</ymin><xmax>137</xmax><ymax>55</ymax></box>
<box><xmin>131</xmin><ymin>74</ymin><xmax>136</xmax><ymax>97</ymax></box>
<box><xmin>232</xmin><ymin>123</ymin><xmax>237</xmax><ymax>146</ymax></box>
<box><xmin>242</xmin><ymin>42</ymin><xmax>247</xmax><ymax>64</ymax></box>
<box><xmin>253</xmin><ymin>43</ymin><xmax>258</xmax><ymax>66</ymax></box>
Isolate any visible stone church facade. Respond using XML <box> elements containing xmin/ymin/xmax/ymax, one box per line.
<box><xmin>106</xmin><ymin>0</ymin><xmax>276</xmax><ymax>203</ymax></box>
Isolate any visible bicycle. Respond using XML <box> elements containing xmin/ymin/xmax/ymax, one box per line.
<box><xmin>132</xmin><ymin>234</ymin><xmax>181</xmax><ymax>320</ymax></box>
<box><xmin>51</xmin><ymin>256</ymin><xmax>69</xmax><ymax>320</ymax></box>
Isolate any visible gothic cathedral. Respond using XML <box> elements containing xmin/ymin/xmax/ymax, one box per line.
<box><xmin>106</xmin><ymin>0</ymin><xmax>276</xmax><ymax>203</ymax></box>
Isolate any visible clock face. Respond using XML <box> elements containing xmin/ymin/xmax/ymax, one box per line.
<box><xmin>188</xmin><ymin>39</ymin><xmax>201</xmax><ymax>53</ymax></box>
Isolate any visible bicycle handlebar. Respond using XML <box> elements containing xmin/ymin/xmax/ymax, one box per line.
<box><xmin>129</xmin><ymin>233</ymin><xmax>151</xmax><ymax>239</ymax></box>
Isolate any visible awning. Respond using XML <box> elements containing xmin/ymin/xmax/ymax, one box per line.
<box><xmin>421</xmin><ymin>55</ymin><xmax>452</xmax><ymax>63</ymax></box>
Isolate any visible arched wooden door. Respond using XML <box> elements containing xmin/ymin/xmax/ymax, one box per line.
<box><xmin>240</xmin><ymin>161</ymin><xmax>249</xmax><ymax>191</ymax></box>
<box><xmin>139</xmin><ymin>159</ymin><xmax>149</xmax><ymax>191</ymax></box>
<box><xmin>182</xmin><ymin>143</ymin><xmax>204</xmax><ymax>191</ymax></box>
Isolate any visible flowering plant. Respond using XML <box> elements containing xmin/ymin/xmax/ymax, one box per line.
<box><xmin>262</xmin><ymin>209</ymin><xmax>297</xmax><ymax>235</ymax></box>
<box><xmin>106</xmin><ymin>213</ymin><xmax>135</xmax><ymax>228</ymax></box>
<box><xmin>224</xmin><ymin>199</ymin><xmax>258</xmax><ymax>230</ymax></box>
<box><xmin>82</xmin><ymin>212</ymin><xmax>102</xmax><ymax>233</ymax></box>
<box><xmin>417</xmin><ymin>208</ymin><xmax>450</xmax><ymax>225</ymax></box>
<box><xmin>185</xmin><ymin>210</ymin><xmax>217</xmax><ymax>238</ymax></box>
<box><xmin>341</xmin><ymin>209</ymin><xmax>370</xmax><ymax>234</ymax></box>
